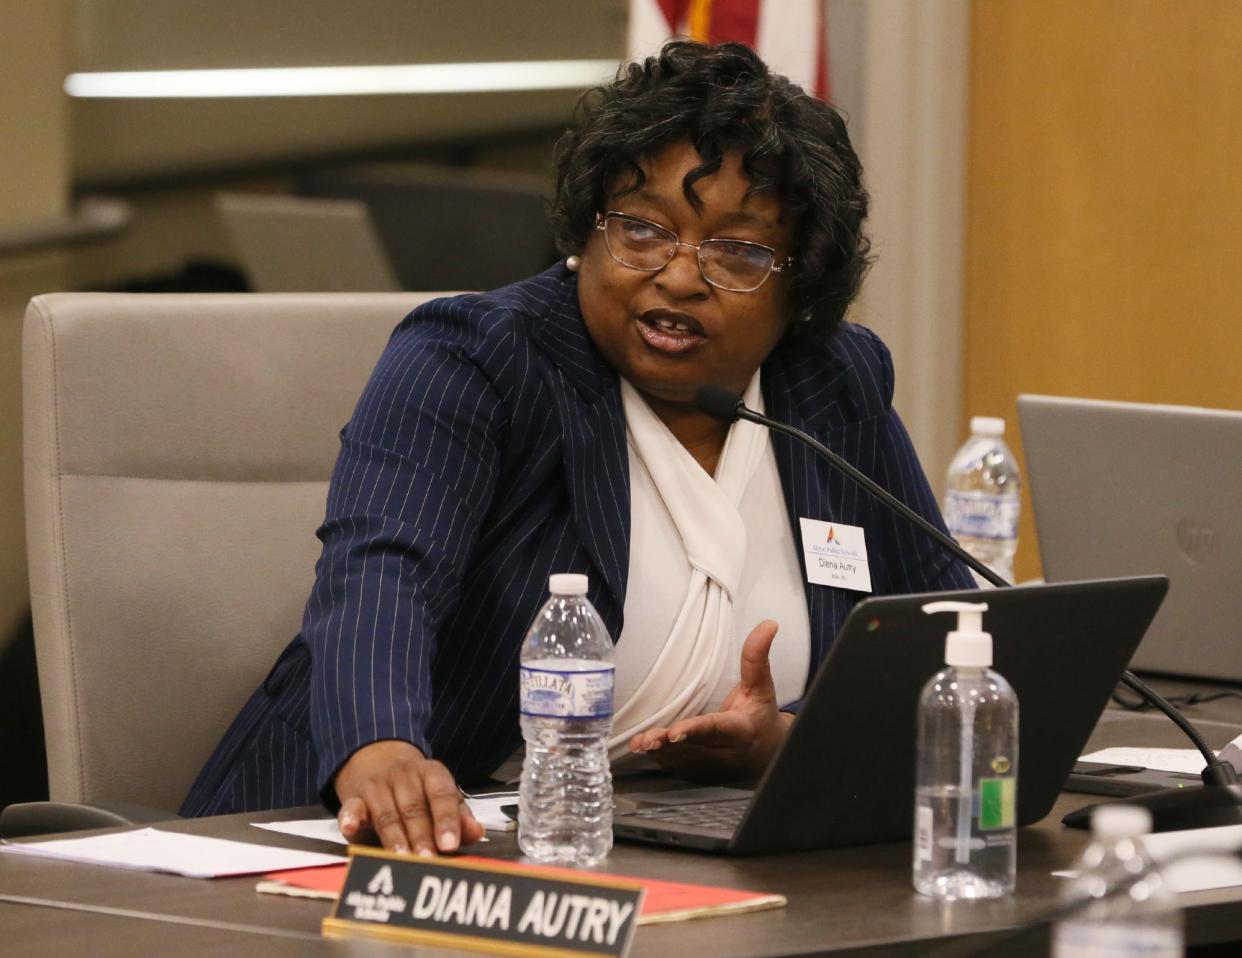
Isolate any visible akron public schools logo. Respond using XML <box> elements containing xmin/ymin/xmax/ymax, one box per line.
<box><xmin>826</xmin><ymin>526</ymin><xmax>837</xmax><ymax>544</ymax></box>
<box><xmin>1176</xmin><ymin>516</ymin><xmax>1217</xmax><ymax>565</ymax></box>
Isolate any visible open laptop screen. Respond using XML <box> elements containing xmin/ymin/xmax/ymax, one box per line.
<box><xmin>1019</xmin><ymin>394</ymin><xmax>1242</xmax><ymax>680</ymax></box>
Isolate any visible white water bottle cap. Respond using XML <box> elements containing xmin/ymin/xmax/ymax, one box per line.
<box><xmin>970</xmin><ymin>416</ymin><xmax>1005</xmax><ymax>437</ymax></box>
<box><xmin>1091</xmin><ymin>804</ymin><xmax>1153</xmax><ymax>839</ymax></box>
<box><xmin>548</xmin><ymin>573</ymin><xmax>588</xmax><ymax>596</ymax></box>
<box><xmin>922</xmin><ymin>600</ymin><xmax>992</xmax><ymax>667</ymax></box>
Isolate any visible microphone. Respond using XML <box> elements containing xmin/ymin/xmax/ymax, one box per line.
<box><xmin>694</xmin><ymin>384</ymin><xmax>1242</xmax><ymax>832</ymax></box>
<box><xmin>693</xmin><ymin>385</ymin><xmax>1009</xmax><ymax>589</ymax></box>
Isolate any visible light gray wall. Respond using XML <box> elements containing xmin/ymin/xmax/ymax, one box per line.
<box><xmin>826</xmin><ymin>0</ymin><xmax>867</xmax><ymax>133</ymax></box>
<box><xmin>70</xmin><ymin>0</ymin><xmax>628</xmax><ymax>183</ymax></box>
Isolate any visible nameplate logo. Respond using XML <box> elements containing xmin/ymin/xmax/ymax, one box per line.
<box><xmin>323</xmin><ymin>847</ymin><xmax>644</xmax><ymax>958</ymax></box>
<box><xmin>798</xmin><ymin>517</ymin><xmax>872</xmax><ymax>593</ymax></box>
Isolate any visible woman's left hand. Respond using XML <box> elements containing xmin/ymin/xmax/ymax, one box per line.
<box><xmin>627</xmin><ymin>619</ymin><xmax>795</xmax><ymax>782</ymax></box>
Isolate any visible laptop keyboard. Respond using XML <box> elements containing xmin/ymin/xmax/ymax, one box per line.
<box><xmin>623</xmin><ymin>799</ymin><xmax>749</xmax><ymax>830</ymax></box>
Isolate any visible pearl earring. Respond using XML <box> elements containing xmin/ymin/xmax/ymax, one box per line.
<box><xmin>566</xmin><ymin>255</ymin><xmax>581</xmax><ymax>272</ymax></box>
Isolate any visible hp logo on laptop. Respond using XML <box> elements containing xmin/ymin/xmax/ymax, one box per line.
<box><xmin>1176</xmin><ymin>516</ymin><xmax>1217</xmax><ymax>565</ymax></box>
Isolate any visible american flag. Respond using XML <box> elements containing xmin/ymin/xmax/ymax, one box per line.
<box><xmin>627</xmin><ymin>0</ymin><xmax>829</xmax><ymax>101</ymax></box>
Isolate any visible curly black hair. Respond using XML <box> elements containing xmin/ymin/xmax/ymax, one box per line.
<box><xmin>551</xmin><ymin>40</ymin><xmax>871</xmax><ymax>344</ymax></box>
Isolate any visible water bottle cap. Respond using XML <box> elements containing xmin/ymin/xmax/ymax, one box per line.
<box><xmin>1091</xmin><ymin>804</ymin><xmax>1153</xmax><ymax>839</ymax></box>
<box><xmin>548</xmin><ymin>573</ymin><xmax>589</xmax><ymax>596</ymax></box>
<box><xmin>970</xmin><ymin>416</ymin><xmax>1006</xmax><ymax>437</ymax></box>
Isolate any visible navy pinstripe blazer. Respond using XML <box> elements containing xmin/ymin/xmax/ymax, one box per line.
<box><xmin>182</xmin><ymin>264</ymin><xmax>973</xmax><ymax>817</ymax></box>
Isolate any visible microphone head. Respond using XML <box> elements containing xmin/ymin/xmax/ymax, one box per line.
<box><xmin>695</xmin><ymin>385</ymin><xmax>744</xmax><ymax>422</ymax></box>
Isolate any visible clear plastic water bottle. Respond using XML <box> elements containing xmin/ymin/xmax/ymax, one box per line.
<box><xmin>913</xmin><ymin>601</ymin><xmax>1018</xmax><ymax>900</ymax></box>
<box><xmin>1052</xmin><ymin>805</ymin><xmax>1184</xmax><ymax>957</ymax></box>
<box><xmin>518</xmin><ymin>573</ymin><xmax>615</xmax><ymax>866</ymax></box>
<box><xmin>944</xmin><ymin>416</ymin><xmax>1021</xmax><ymax>585</ymax></box>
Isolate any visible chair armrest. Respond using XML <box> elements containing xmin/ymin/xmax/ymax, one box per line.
<box><xmin>0</xmin><ymin>801</ymin><xmax>181</xmax><ymax>839</ymax></box>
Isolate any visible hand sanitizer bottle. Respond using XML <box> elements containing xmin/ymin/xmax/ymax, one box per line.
<box><xmin>913</xmin><ymin>601</ymin><xmax>1018</xmax><ymax>900</ymax></box>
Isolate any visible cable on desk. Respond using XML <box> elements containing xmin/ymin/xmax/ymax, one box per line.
<box><xmin>1111</xmin><ymin>684</ymin><xmax>1242</xmax><ymax>712</ymax></box>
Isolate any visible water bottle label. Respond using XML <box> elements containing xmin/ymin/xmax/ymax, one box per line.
<box><xmin>978</xmin><ymin>777</ymin><xmax>1016</xmax><ymax>831</ymax></box>
<box><xmin>915</xmin><ymin>804</ymin><xmax>933</xmax><ymax>862</ymax></box>
<box><xmin>943</xmin><ymin>491</ymin><xmax>1019</xmax><ymax>541</ymax></box>
<box><xmin>519</xmin><ymin>665</ymin><xmax>615</xmax><ymax>719</ymax></box>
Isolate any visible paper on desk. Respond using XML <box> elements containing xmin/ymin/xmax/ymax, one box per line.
<box><xmin>1079</xmin><ymin>747</ymin><xmax>1213</xmax><ymax>775</ymax></box>
<box><xmin>253</xmin><ymin>818</ymin><xmax>351</xmax><ymax>844</ymax></box>
<box><xmin>1144</xmin><ymin>825</ymin><xmax>1242</xmax><ymax>893</ymax></box>
<box><xmin>1081</xmin><ymin>731</ymin><xmax>1242</xmax><ymax>776</ymax></box>
<box><xmin>1054</xmin><ymin>824</ymin><xmax>1242</xmax><ymax>894</ymax></box>
<box><xmin>251</xmin><ymin>795</ymin><xmax>514</xmax><ymax>846</ymax></box>
<box><xmin>0</xmin><ymin>827</ymin><xmax>346</xmax><ymax>878</ymax></box>
<box><xmin>463</xmin><ymin>794</ymin><xmax>518</xmax><ymax>831</ymax></box>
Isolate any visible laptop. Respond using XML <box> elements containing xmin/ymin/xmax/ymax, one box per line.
<box><xmin>216</xmin><ymin>192</ymin><xmax>402</xmax><ymax>293</ymax></box>
<box><xmin>611</xmin><ymin>577</ymin><xmax>1168</xmax><ymax>855</ymax></box>
<box><xmin>1019</xmin><ymin>394</ymin><xmax>1242</xmax><ymax>680</ymax></box>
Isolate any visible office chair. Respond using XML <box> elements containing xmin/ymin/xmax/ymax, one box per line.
<box><xmin>297</xmin><ymin>162</ymin><xmax>558</xmax><ymax>292</ymax></box>
<box><xmin>215</xmin><ymin>192</ymin><xmax>402</xmax><ymax>293</ymax></box>
<box><xmin>10</xmin><ymin>291</ymin><xmax>441</xmax><ymax>836</ymax></box>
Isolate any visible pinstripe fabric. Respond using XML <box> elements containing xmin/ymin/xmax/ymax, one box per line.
<box><xmin>181</xmin><ymin>264</ymin><xmax>973</xmax><ymax>817</ymax></box>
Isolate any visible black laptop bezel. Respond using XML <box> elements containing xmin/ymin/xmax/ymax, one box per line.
<box><xmin>612</xmin><ymin>576</ymin><xmax>1169</xmax><ymax>856</ymax></box>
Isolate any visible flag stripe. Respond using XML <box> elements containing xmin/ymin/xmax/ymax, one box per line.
<box><xmin>756</xmin><ymin>0</ymin><xmax>822</xmax><ymax>96</ymax></box>
<box><xmin>709</xmin><ymin>0</ymin><xmax>761</xmax><ymax>47</ymax></box>
<box><xmin>629</xmin><ymin>0</ymin><xmax>828</xmax><ymax>101</ymax></box>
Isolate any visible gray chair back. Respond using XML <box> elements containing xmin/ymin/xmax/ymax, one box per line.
<box><xmin>22</xmin><ymin>292</ymin><xmax>440</xmax><ymax>811</ymax></box>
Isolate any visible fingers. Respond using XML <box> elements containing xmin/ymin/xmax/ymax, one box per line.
<box><xmin>666</xmin><ymin>711</ymin><xmax>752</xmax><ymax>748</ymax></box>
<box><xmin>337</xmin><ymin>796</ymin><xmax>369</xmax><ymax>842</ymax></box>
<box><xmin>421</xmin><ymin>761</ymin><xmax>467</xmax><ymax>853</ymax></box>
<box><xmin>460</xmin><ymin>805</ymin><xmax>486</xmax><ymax>846</ymax></box>
<box><xmin>738</xmin><ymin>619</ymin><xmax>779</xmax><ymax>695</ymax></box>
<box><xmin>630</xmin><ymin>712</ymin><xmax>750</xmax><ymax>753</ymax></box>
<box><xmin>371</xmin><ymin>773</ymin><xmax>427</xmax><ymax>855</ymax></box>
<box><xmin>334</xmin><ymin>740</ymin><xmax>484</xmax><ymax>856</ymax></box>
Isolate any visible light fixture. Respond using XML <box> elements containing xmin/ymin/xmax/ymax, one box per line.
<box><xmin>64</xmin><ymin>59</ymin><xmax>620</xmax><ymax>99</ymax></box>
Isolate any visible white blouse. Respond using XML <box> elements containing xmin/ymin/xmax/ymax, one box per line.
<box><xmin>615</xmin><ymin>377</ymin><xmax>812</xmax><ymax>719</ymax></box>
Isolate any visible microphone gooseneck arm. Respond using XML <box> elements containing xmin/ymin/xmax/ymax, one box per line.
<box><xmin>697</xmin><ymin>386</ymin><xmax>1233</xmax><ymax>782</ymax></box>
<box><xmin>732</xmin><ymin>405</ymin><xmax>1009</xmax><ymax>590</ymax></box>
<box><xmin>1118</xmin><ymin>672</ymin><xmax>1234</xmax><ymax>781</ymax></box>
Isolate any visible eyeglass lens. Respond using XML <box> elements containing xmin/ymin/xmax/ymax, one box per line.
<box><xmin>602</xmin><ymin>214</ymin><xmax>776</xmax><ymax>292</ymax></box>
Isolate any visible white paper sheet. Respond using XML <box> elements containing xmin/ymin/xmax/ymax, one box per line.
<box><xmin>252</xmin><ymin>818</ymin><xmax>351</xmax><ymax>844</ymax></box>
<box><xmin>1054</xmin><ymin>824</ymin><xmax>1242</xmax><ymax>893</ymax></box>
<box><xmin>0</xmin><ymin>827</ymin><xmax>346</xmax><ymax>878</ymax></box>
<box><xmin>462</xmin><ymin>793</ymin><xmax>519</xmax><ymax>832</ymax></box>
<box><xmin>1081</xmin><ymin>731</ymin><xmax>1242</xmax><ymax>776</ymax></box>
<box><xmin>251</xmin><ymin>794</ymin><xmax>516</xmax><ymax>848</ymax></box>
<box><xmin>1079</xmin><ymin>747</ymin><xmax>1210</xmax><ymax>775</ymax></box>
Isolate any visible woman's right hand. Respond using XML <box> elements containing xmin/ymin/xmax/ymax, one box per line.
<box><xmin>334</xmin><ymin>739</ymin><xmax>485</xmax><ymax>855</ymax></box>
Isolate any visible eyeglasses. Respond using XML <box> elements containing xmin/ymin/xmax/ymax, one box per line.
<box><xmin>596</xmin><ymin>212</ymin><xmax>792</xmax><ymax>293</ymax></box>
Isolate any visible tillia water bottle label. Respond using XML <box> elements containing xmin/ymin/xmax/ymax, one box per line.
<box><xmin>519</xmin><ymin>665</ymin><xmax>615</xmax><ymax>719</ymax></box>
<box><xmin>943</xmin><ymin>491</ymin><xmax>1019</xmax><ymax>541</ymax></box>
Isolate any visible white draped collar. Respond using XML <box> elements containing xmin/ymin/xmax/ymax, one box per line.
<box><xmin>609</xmin><ymin>372</ymin><xmax>768</xmax><ymax>757</ymax></box>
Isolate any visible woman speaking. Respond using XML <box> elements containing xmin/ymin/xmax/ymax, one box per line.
<box><xmin>182</xmin><ymin>41</ymin><xmax>974</xmax><ymax>853</ymax></box>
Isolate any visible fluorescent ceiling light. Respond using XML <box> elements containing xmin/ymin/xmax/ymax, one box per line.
<box><xmin>65</xmin><ymin>59</ymin><xmax>620</xmax><ymax>99</ymax></box>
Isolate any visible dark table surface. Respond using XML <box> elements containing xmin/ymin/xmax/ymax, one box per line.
<box><xmin>4</xmin><ymin>679</ymin><xmax>1241</xmax><ymax>957</ymax></box>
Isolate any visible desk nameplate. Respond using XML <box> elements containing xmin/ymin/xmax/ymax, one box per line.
<box><xmin>323</xmin><ymin>846</ymin><xmax>644</xmax><ymax>958</ymax></box>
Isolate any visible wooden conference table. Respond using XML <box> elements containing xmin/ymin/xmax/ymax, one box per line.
<box><xmin>5</xmin><ymin>699</ymin><xmax>1242</xmax><ymax>957</ymax></box>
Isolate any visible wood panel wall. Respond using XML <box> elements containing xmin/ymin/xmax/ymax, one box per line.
<box><xmin>965</xmin><ymin>0</ymin><xmax>1242</xmax><ymax>581</ymax></box>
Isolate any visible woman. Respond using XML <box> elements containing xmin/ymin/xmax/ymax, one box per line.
<box><xmin>182</xmin><ymin>41</ymin><xmax>974</xmax><ymax>854</ymax></box>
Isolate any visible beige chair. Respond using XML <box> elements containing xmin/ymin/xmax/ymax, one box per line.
<box><xmin>17</xmin><ymin>291</ymin><xmax>441</xmax><ymax>827</ymax></box>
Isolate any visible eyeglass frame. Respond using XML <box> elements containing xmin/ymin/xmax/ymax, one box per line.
<box><xmin>594</xmin><ymin>211</ymin><xmax>794</xmax><ymax>293</ymax></box>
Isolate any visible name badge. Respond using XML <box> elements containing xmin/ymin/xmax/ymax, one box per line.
<box><xmin>798</xmin><ymin>518</ymin><xmax>872</xmax><ymax>593</ymax></box>
<box><xmin>323</xmin><ymin>847</ymin><xmax>643</xmax><ymax>958</ymax></box>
